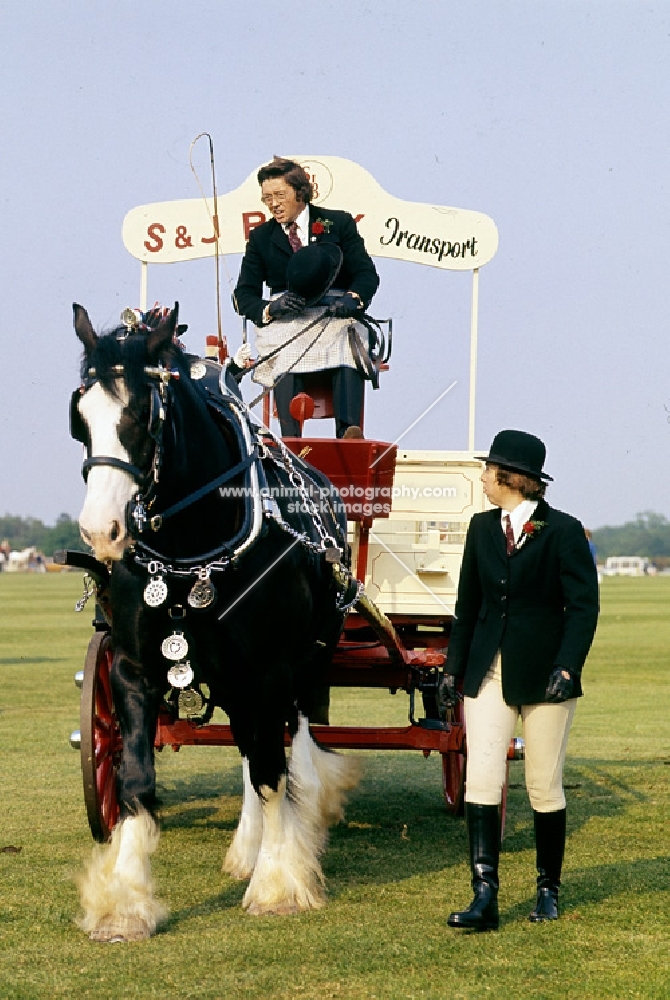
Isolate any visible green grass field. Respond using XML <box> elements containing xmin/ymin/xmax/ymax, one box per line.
<box><xmin>0</xmin><ymin>573</ymin><xmax>668</xmax><ymax>1000</ymax></box>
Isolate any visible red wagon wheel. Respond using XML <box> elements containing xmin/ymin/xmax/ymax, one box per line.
<box><xmin>441</xmin><ymin>698</ymin><xmax>466</xmax><ymax>816</ymax></box>
<box><xmin>80</xmin><ymin>630</ymin><xmax>121</xmax><ymax>842</ymax></box>
<box><xmin>439</xmin><ymin>692</ymin><xmax>514</xmax><ymax>839</ymax></box>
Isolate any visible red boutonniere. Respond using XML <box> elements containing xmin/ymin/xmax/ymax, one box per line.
<box><xmin>312</xmin><ymin>218</ymin><xmax>333</xmax><ymax>236</ymax></box>
<box><xmin>516</xmin><ymin>519</ymin><xmax>547</xmax><ymax>551</ymax></box>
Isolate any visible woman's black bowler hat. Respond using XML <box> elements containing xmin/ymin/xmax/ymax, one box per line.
<box><xmin>476</xmin><ymin>429</ymin><xmax>553</xmax><ymax>481</ymax></box>
<box><xmin>286</xmin><ymin>243</ymin><xmax>343</xmax><ymax>307</ymax></box>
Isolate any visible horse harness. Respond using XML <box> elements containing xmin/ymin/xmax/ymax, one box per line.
<box><xmin>71</xmin><ymin>355</ymin><xmax>350</xmax><ymax>589</ymax></box>
<box><xmin>72</xmin><ymin>351</ymin><xmax>365</xmax><ymax>717</ymax></box>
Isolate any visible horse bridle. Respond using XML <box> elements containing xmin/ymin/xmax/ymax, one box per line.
<box><xmin>71</xmin><ymin>363</ymin><xmax>259</xmax><ymax>542</ymax></box>
<box><xmin>70</xmin><ymin>364</ymin><xmax>172</xmax><ymax>488</ymax></box>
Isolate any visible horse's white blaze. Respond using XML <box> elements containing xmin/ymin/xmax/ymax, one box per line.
<box><xmin>223</xmin><ymin>757</ymin><xmax>263</xmax><ymax>879</ymax></box>
<box><xmin>78</xmin><ymin>811</ymin><xmax>167</xmax><ymax>942</ymax></box>
<box><xmin>241</xmin><ymin>714</ymin><xmax>360</xmax><ymax>915</ymax></box>
<box><xmin>78</xmin><ymin>383</ymin><xmax>135</xmax><ymax>561</ymax></box>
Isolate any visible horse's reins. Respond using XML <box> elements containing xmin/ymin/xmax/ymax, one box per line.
<box><xmin>248</xmin><ymin>308</ymin><xmax>334</xmax><ymax>408</ymax></box>
<box><xmin>243</xmin><ymin>306</ymin><xmax>390</xmax><ymax>407</ymax></box>
<box><xmin>241</xmin><ymin>308</ymin><xmax>331</xmax><ymax>379</ymax></box>
<box><xmin>347</xmin><ymin>314</ymin><xmax>391</xmax><ymax>390</ymax></box>
<box><xmin>145</xmin><ymin>449</ymin><xmax>258</xmax><ymax>532</ymax></box>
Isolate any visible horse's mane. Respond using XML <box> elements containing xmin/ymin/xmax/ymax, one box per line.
<box><xmin>80</xmin><ymin>327</ymin><xmax>188</xmax><ymax>400</ymax></box>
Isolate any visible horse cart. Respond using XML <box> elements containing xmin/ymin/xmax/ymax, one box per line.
<box><xmin>62</xmin><ymin>156</ymin><xmax>523</xmax><ymax>937</ymax></box>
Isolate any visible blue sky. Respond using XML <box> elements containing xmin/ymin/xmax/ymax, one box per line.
<box><xmin>1</xmin><ymin>1</ymin><xmax>669</xmax><ymax>528</ymax></box>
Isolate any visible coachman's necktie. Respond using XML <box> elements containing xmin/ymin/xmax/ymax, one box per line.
<box><xmin>287</xmin><ymin>221</ymin><xmax>302</xmax><ymax>252</ymax></box>
<box><xmin>503</xmin><ymin>514</ymin><xmax>515</xmax><ymax>556</ymax></box>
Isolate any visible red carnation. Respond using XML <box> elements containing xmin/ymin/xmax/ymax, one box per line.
<box><xmin>312</xmin><ymin>221</ymin><xmax>324</xmax><ymax>235</ymax></box>
<box><xmin>523</xmin><ymin>521</ymin><xmax>535</xmax><ymax>535</ymax></box>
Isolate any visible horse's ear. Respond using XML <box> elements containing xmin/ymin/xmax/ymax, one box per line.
<box><xmin>73</xmin><ymin>303</ymin><xmax>97</xmax><ymax>353</ymax></box>
<box><xmin>146</xmin><ymin>302</ymin><xmax>179</xmax><ymax>361</ymax></box>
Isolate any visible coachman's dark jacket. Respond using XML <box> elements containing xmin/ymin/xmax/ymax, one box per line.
<box><xmin>233</xmin><ymin>206</ymin><xmax>379</xmax><ymax>327</ymax></box>
<box><xmin>445</xmin><ymin>499</ymin><xmax>599</xmax><ymax>705</ymax></box>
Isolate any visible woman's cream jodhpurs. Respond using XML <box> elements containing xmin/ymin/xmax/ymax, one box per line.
<box><xmin>464</xmin><ymin>654</ymin><xmax>577</xmax><ymax>812</ymax></box>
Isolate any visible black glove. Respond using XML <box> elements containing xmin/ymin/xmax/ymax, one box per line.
<box><xmin>330</xmin><ymin>292</ymin><xmax>363</xmax><ymax>318</ymax></box>
<box><xmin>267</xmin><ymin>292</ymin><xmax>306</xmax><ymax>319</ymax></box>
<box><xmin>436</xmin><ymin>672</ymin><xmax>459</xmax><ymax>716</ymax></box>
<box><xmin>545</xmin><ymin>666</ymin><xmax>577</xmax><ymax>703</ymax></box>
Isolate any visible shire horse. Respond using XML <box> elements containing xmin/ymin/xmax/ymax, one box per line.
<box><xmin>72</xmin><ymin>303</ymin><xmax>359</xmax><ymax>941</ymax></box>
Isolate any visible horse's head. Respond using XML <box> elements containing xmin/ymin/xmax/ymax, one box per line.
<box><xmin>72</xmin><ymin>303</ymin><xmax>180</xmax><ymax>562</ymax></box>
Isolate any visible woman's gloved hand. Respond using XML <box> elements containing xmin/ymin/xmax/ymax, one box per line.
<box><xmin>330</xmin><ymin>292</ymin><xmax>363</xmax><ymax>318</ymax></box>
<box><xmin>436</xmin><ymin>672</ymin><xmax>459</xmax><ymax>716</ymax></box>
<box><xmin>545</xmin><ymin>666</ymin><xmax>577</xmax><ymax>703</ymax></box>
<box><xmin>267</xmin><ymin>292</ymin><xmax>306</xmax><ymax>319</ymax></box>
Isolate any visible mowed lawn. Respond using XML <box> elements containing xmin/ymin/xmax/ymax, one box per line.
<box><xmin>0</xmin><ymin>573</ymin><xmax>668</xmax><ymax>1000</ymax></box>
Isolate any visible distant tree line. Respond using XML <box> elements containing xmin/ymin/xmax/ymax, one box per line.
<box><xmin>3</xmin><ymin>509</ymin><xmax>670</xmax><ymax>565</ymax></box>
<box><xmin>0</xmin><ymin>514</ymin><xmax>86</xmax><ymax>557</ymax></box>
<box><xmin>591</xmin><ymin>511</ymin><xmax>670</xmax><ymax>566</ymax></box>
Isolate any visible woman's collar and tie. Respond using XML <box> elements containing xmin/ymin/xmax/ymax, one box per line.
<box><xmin>501</xmin><ymin>499</ymin><xmax>538</xmax><ymax>553</ymax></box>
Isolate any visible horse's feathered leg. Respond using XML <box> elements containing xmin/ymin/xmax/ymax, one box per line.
<box><xmin>78</xmin><ymin>648</ymin><xmax>167</xmax><ymax>941</ymax></box>
<box><xmin>242</xmin><ymin>774</ymin><xmax>325</xmax><ymax>915</ymax></box>
<box><xmin>291</xmin><ymin>713</ymin><xmax>360</xmax><ymax>830</ymax></box>
<box><xmin>242</xmin><ymin>714</ymin><xmax>359</xmax><ymax>915</ymax></box>
<box><xmin>223</xmin><ymin>757</ymin><xmax>263</xmax><ymax>879</ymax></box>
<box><xmin>78</xmin><ymin>809</ymin><xmax>167</xmax><ymax>941</ymax></box>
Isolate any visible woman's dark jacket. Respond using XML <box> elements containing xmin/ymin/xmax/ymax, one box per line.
<box><xmin>233</xmin><ymin>206</ymin><xmax>379</xmax><ymax>327</ymax></box>
<box><xmin>445</xmin><ymin>499</ymin><xmax>599</xmax><ymax>705</ymax></box>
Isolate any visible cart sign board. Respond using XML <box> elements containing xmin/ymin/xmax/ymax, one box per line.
<box><xmin>122</xmin><ymin>155</ymin><xmax>498</xmax><ymax>271</ymax></box>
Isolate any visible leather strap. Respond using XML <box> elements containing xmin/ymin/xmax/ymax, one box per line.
<box><xmin>81</xmin><ymin>455</ymin><xmax>146</xmax><ymax>484</ymax></box>
<box><xmin>347</xmin><ymin>321</ymin><xmax>381</xmax><ymax>389</ymax></box>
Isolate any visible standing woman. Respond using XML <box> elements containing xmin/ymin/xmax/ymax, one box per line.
<box><xmin>440</xmin><ymin>430</ymin><xmax>599</xmax><ymax>930</ymax></box>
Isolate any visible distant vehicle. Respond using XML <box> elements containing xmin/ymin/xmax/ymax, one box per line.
<box><xmin>603</xmin><ymin>556</ymin><xmax>649</xmax><ymax>577</ymax></box>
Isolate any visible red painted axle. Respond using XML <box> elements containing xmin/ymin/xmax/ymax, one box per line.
<box><xmin>154</xmin><ymin>716</ymin><xmax>521</xmax><ymax>760</ymax></box>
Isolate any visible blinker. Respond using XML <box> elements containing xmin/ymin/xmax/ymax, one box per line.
<box><xmin>70</xmin><ymin>389</ymin><xmax>88</xmax><ymax>445</ymax></box>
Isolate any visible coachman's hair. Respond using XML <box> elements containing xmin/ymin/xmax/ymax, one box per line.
<box><xmin>257</xmin><ymin>157</ymin><xmax>314</xmax><ymax>204</ymax></box>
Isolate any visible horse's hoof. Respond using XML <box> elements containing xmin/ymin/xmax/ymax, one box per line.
<box><xmin>222</xmin><ymin>855</ymin><xmax>254</xmax><ymax>880</ymax></box>
<box><xmin>245</xmin><ymin>900</ymin><xmax>301</xmax><ymax>916</ymax></box>
<box><xmin>88</xmin><ymin>918</ymin><xmax>152</xmax><ymax>943</ymax></box>
<box><xmin>225</xmin><ymin>867</ymin><xmax>252</xmax><ymax>881</ymax></box>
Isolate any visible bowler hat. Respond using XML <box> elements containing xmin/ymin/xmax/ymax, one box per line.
<box><xmin>476</xmin><ymin>429</ymin><xmax>553</xmax><ymax>481</ymax></box>
<box><xmin>286</xmin><ymin>243</ymin><xmax>343</xmax><ymax>307</ymax></box>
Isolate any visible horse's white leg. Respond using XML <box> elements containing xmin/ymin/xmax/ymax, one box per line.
<box><xmin>242</xmin><ymin>715</ymin><xmax>359</xmax><ymax>916</ymax></box>
<box><xmin>295</xmin><ymin>713</ymin><xmax>360</xmax><ymax>829</ymax></box>
<box><xmin>242</xmin><ymin>772</ymin><xmax>325</xmax><ymax>915</ymax></box>
<box><xmin>223</xmin><ymin>758</ymin><xmax>263</xmax><ymax>879</ymax></box>
<box><xmin>77</xmin><ymin>810</ymin><xmax>167</xmax><ymax>942</ymax></box>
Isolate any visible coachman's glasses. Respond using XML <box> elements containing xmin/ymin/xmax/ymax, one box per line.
<box><xmin>261</xmin><ymin>192</ymin><xmax>289</xmax><ymax>206</ymax></box>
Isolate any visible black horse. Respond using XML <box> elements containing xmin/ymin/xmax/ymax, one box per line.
<box><xmin>72</xmin><ymin>303</ymin><xmax>358</xmax><ymax>941</ymax></box>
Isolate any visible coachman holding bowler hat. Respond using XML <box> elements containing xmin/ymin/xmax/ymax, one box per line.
<box><xmin>233</xmin><ymin>156</ymin><xmax>379</xmax><ymax>438</ymax></box>
<box><xmin>439</xmin><ymin>429</ymin><xmax>599</xmax><ymax>931</ymax></box>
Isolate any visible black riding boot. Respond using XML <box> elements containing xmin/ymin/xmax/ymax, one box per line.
<box><xmin>447</xmin><ymin>803</ymin><xmax>500</xmax><ymax>931</ymax></box>
<box><xmin>529</xmin><ymin>808</ymin><xmax>566</xmax><ymax>922</ymax></box>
